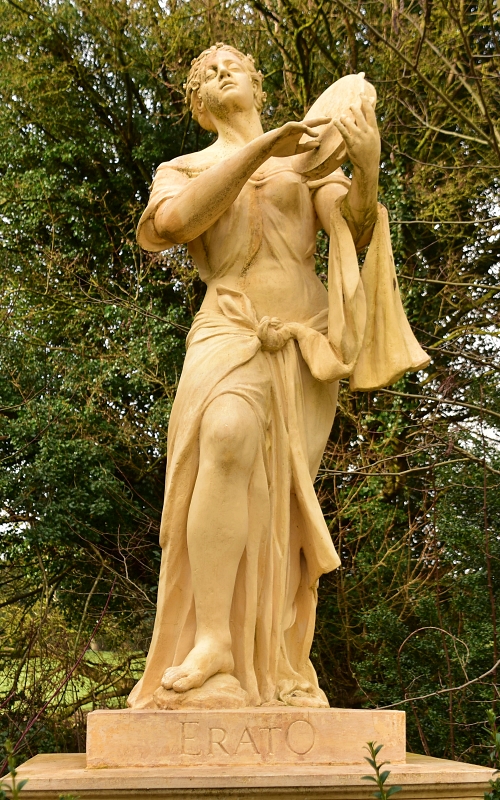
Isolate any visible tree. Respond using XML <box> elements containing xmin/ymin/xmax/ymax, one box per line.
<box><xmin>0</xmin><ymin>0</ymin><xmax>498</xmax><ymax>765</ymax></box>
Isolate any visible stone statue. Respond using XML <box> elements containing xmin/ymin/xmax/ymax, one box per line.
<box><xmin>128</xmin><ymin>43</ymin><xmax>429</xmax><ymax>711</ymax></box>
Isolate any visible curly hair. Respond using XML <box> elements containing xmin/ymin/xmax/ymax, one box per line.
<box><xmin>185</xmin><ymin>43</ymin><xmax>266</xmax><ymax>131</ymax></box>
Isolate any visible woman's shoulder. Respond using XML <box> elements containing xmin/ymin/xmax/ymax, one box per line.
<box><xmin>148</xmin><ymin>151</ymin><xmax>214</xmax><ymax>201</ymax></box>
<box><xmin>307</xmin><ymin>167</ymin><xmax>351</xmax><ymax>191</ymax></box>
<box><xmin>157</xmin><ymin>147</ymin><xmax>219</xmax><ymax>180</ymax></box>
<box><xmin>138</xmin><ymin>148</ymin><xmax>219</xmax><ymax>252</ymax></box>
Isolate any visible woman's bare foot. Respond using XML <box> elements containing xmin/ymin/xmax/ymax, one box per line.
<box><xmin>161</xmin><ymin>638</ymin><xmax>234</xmax><ymax>693</ymax></box>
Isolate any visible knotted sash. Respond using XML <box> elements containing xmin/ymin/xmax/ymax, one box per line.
<box><xmin>201</xmin><ymin>196</ymin><xmax>428</xmax><ymax>390</ymax></box>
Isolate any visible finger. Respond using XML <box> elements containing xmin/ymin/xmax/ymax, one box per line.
<box><xmin>350</xmin><ymin>103</ymin><xmax>368</xmax><ymax>132</ymax></box>
<box><xmin>296</xmin><ymin>141</ymin><xmax>321</xmax><ymax>153</ymax></box>
<box><xmin>295</xmin><ymin>117</ymin><xmax>330</xmax><ymax>139</ymax></box>
<box><xmin>361</xmin><ymin>94</ymin><xmax>377</xmax><ymax>127</ymax></box>
<box><xmin>302</xmin><ymin>127</ymin><xmax>320</xmax><ymax>139</ymax></box>
<box><xmin>333</xmin><ymin>118</ymin><xmax>353</xmax><ymax>146</ymax></box>
<box><xmin>338</xmin><ymin>114</ymin><xmax>358</xmax><ymax>136</ymax></box>
<box><xmin>303</xmin><ymin>116</ymin><xmax>331</xmax><ymax>128</ymax></box>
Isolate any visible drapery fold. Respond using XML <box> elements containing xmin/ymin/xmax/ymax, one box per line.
<box><xmin>127</xmin><ymin>187</ymin><xmax>429</xmax><ymax>711</ymax></box>
<box><xmin>282</xmin><ymin>197</ymin><xmax>429</xmax><ymax>388</ymax></box>
<box><xmin>127</xmin><ymin>299</ymin><xmax>338</xmax><ymax>709</ymax></box>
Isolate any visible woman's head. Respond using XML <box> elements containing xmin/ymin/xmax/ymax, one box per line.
<box><xmin>185</xmin><ymin>43</ymin><xmax>265</xmax><ymax>132</ymax></box>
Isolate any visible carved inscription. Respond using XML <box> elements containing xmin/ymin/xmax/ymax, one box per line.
<box><xmin>87</xmin><ymin>707</ymin><xmax>408</xmax><ymax>769</ymax></box>
<box><xmin>209</xmin><ymin>727</ymin><xmax>229</xmax><ymax>754</ymax></box>
<box><xmin>179</xmin><ymin>718</ymin><xmax>317</xmax><ymax>760</ymax></box>
<box><xmin>286</xmin><ymin>719</ymin><xmax>315</xmax><ymax>754</ymax></box>
<box><xmin>235</xmin><ymin>727</ymin><xmax>259</xmax><ymax>754</ymax></box>
<box><xmin>259</xmin><ymin>726</ymin><xmax>282</xmax><ymax>756</ymax></box>
<box><xmin>180</xmin><ymin>721</ymin><xmax>201</xmax><ymax>755</ymax></box>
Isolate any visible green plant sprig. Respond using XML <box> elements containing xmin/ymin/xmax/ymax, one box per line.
<box><xmin>484</xmin><ymin>709</ymin><xmax>500</xmax><ymax>800</ymax></box>
<box><xmin>362</xmin><ymin>741</ymin><xmax>402</xmax><ymax>800</ymax></box>
<box><xmin>0</xmin><ymin>741</ymin><xmax>28</xmax><ymax>799</ymax></box>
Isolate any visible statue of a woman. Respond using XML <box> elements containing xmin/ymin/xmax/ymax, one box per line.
<box><xmin>128</xmin><ymin>43</ymin><xmax>428</xmax><ymax>710</ymax></box>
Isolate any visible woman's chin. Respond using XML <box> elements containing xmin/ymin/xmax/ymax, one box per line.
<box><xmin>207</xmin><ymin>91</ymin><xmax>254</xmax><ymax>115</ymax></box>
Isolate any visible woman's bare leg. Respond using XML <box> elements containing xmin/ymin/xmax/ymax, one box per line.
<box><xmin>162</xmin><ymin>394</ymin><xmax>259</xmax><ymax>692</ymax></box>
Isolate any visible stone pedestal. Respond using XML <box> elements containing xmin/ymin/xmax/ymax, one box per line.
<box><xmin>86</xmin><ymin>707</ymin><xmax>406</xmax><ymax>768</ymax></box>
<box><xmin>11</xmin><ymin>752</ymin><xmax>495</xmax><ymax>799</ymax></box>
<box><xmin>6</xmin><ymin>709</ymin><xmax>495</xmax><ymax>799</ymax></box>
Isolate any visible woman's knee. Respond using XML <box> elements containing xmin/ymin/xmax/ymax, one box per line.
<box><xmin>200</xmin><ymin>395</ymin><xmax>259</xmax><ymax>472</ymax></box>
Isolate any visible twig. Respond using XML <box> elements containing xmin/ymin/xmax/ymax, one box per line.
<box><xmin>379</xmin><ymin>659</ymin><xmax>500</xmax><ymax>708</ymax></box>
<box><xmin>1</xmin><ymin>579</ymin><xmax>116</xmax><ymax>773</ymax></box>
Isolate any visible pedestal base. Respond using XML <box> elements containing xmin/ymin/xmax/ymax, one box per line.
<box><xmin>11</xmin><ymin>752</ymin><xmax>495</xmax><ymax>799</ymax></box>
<box><xmin>86</xmin><ymin>708</ymin><xmax>406</xmax><ymax>767</ymax></box>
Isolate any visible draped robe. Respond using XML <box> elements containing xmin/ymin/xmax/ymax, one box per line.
<box><xmin>128</xmin><ymin>157</ymin><xmax>429</xmax><ymax>709</ymax></box>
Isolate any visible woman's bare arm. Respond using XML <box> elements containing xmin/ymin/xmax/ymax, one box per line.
<box><xmin>313</xmin><ymin>179</ymin><xmax>378</xmax><ymax>252</ymax></box>
<box><xmin>314</xmin><ymin>95</ymin><xmax>380</xmax><ymax>249</ymax></box>
<box><xmin>154</xmin><ymin>119</ymin><xmax>329</xmax><ymax>245</ymax></box>
<box><xmin>335</xmin><ymin>95</ymin><xmax>380</xmax><ymax>247</ymax></box>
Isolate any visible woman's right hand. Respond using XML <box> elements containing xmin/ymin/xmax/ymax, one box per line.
<box><xmin>258</xmin><ymin>117</ymin><xmax>331</xmax><ymax>159</ymax></box>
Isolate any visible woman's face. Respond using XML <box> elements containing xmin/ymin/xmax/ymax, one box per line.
<box><xmin>198</xmin><ymin>50</ymin><xmax>256</xmax><ymax>122</ymax></box>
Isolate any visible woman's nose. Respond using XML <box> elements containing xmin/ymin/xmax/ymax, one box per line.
<box><xmin>218</xmin><ymin>64</ymin><xmax>231</xmax><ymax>78</ymax></box>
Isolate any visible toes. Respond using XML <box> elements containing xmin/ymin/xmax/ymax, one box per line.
<box><xmin>161</xmin><ymin>668</ymin><xmax>184</xmax><ymax>689</ymax></box>
<box><xmin>172</xmin><ymin>670</ymin><xmax>205</xmax><ymax>692</ymax></box>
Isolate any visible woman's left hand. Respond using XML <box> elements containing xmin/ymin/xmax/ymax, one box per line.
<box><xmin>333</xmin><ymin>94</ymin><xmax>381</xmax><ymax>174</ymax></box>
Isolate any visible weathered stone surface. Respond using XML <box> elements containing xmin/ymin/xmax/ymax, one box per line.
<box><xmin>86</xmin><ymin>707</ymin><xmax>406</xmax><ymax>768</ymax></box>
<box><xmin>128</xmin><ymin>44</ymin><xmax>430</xmax><ymax>715</ymax></box>
<box><xmin>9</xmin><ymin>752</ymin><xmax>495</xmax><ymax>800</ymax></box>
<box><xmin>153</xmin><ymin>673</ymin><xmax>249</xmax><ymax>710</ymax></box>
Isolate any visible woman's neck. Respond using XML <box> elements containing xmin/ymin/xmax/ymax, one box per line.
<box><xmin>213</xmin><ymin>110</ymin><xmax>264</xmax><ymax>153</ymax></box>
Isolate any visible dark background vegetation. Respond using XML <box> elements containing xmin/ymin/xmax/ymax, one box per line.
<box><xmin>0</xmin><ymin>0</ymin><xmax>499</xmax><ymax>767</ymax></box>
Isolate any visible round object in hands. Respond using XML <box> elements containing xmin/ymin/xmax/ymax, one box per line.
<box><xmin>291</xmin><ymin>73</ymin><xmax>377</xmax><ymax>180</ymax></box>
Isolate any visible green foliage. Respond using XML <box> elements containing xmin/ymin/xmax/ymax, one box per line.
<box><xmin>0</xmin><ymin>742</ymin><xmax>28</xmax><ymax>798</ymax></box>
<box><xmin>484</xmin><ymin>710</ymin><xmax>500</xmax><ymax>800</ymax></box>
<box><xmin>485</xmin><ymin>776</ymin><xmax>500</xmax><ymax>799</ymax></box>
<box><xmin>0</xmin><ymin>0</ymin><xmax>498</xmax><ymax>767</ymax></box>
<box><xmin>362</xmin><ymin>742</ymin><xmax>402</xmax><ymax>800</ymax></box>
